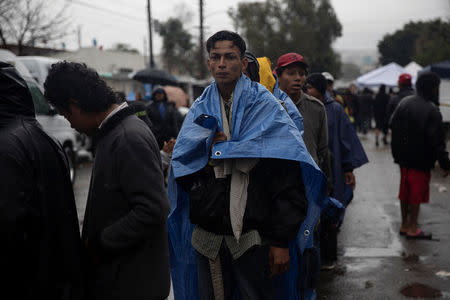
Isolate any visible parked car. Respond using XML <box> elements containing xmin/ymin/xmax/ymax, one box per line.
<box><xmin>15</xmin><ymin>56</ymin><xmax>59</xmax><ymax>89</ymax></box>
<box><xmin>0</xmin><ymin>49</ymin><xmax>82</xmax><ymax>183</ymax></box>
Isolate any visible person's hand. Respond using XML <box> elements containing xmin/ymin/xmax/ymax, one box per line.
<box><xmin>269</xmin><ymin>246</ymin><xmax>290</xmax><ymax>277</ymax></box>
<box><xmin>210</xmin><ymin>131</ymin><xmax>227</xmax><ymax>151</ymax></box>
<box><xmin>327</xmin><ymin>186</ymin><xmax>333</xmax><ymax>196</ymax></box>
<box><xmin>163</xmin><ymin>138</ymin><xmax>176</xmax><ymax>154</ymax></box>
<box><xmin>344</xmin><ymin>171</ymin><xmax>356</xmax><ymax>190</ymax></box>
<box><xmin>444</xmin><ymin>169</ymin><xmax>450</xmax><ymax>178</ymax></box>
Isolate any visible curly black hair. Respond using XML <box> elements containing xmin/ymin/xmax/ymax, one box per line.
<box><xmin>206</xmin><ymin>30</ymin><xmax>246</xmax><ymax>58</ymax></box>
<box><xmin>44</xmin><ymin>61</ymin><xmax>117</xmax><ymax>113</ymax></box>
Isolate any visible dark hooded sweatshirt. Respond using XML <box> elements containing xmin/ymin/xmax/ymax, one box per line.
<box><xmin>0</xmin><ymin>62</ymin><xmax>84</xmax><ymax>299</ymax></box>
<box><xmin>147</xmin><ymin>88</ymin><xmax>182</xmax><ymax>149</ymax></box>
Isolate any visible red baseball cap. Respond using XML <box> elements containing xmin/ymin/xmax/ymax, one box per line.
<box><xmin>276</xmin><ymin>53</ymin><xmax>308</xmax><ymax>69</ymax></box>
<box><xmin>398</xmin><ymin>73</ymin><xmax>412</xmax><ymax>86</ymax></box>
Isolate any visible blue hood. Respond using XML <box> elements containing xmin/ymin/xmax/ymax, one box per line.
<box><xmin>273</xmin><ymin>78</ymin><xmax>304</xmax><ymax>136</ymax></box>
<box><xmin>168</xmin><ymin>75</ymin><xmax>327</xmax><ymax>299</ymax></box>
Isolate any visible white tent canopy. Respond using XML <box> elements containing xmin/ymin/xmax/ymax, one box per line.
<box><xmin>404</xmin><ymin>61</ymin><xmax>423</xmax><ymax>80</ymax></box>
<box><xmin>356</xmin><ymin>62</ymin><xmax>407</xmax><ymax>88</ymax></box>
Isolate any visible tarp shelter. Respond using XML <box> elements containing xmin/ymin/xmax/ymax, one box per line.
<box><xmin>356</xmin><ymin>62</ymin><xmax>406</xmax><ymax>88</ymax></box>
<box><xmin>421</xmin><ymin>60</ymin><xmax>450</xmax><ymax>79</ymax></box>
<box><xmin>404</xmin><ymin>61</ymin><xmax>423</xmax><ymax>81</ymax></box>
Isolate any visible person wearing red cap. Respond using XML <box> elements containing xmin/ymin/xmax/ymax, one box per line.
<box><xmin>275</xmin><ymin>53</ymin><xmax>332</xmax><ymax>182</ymax></box>
<box><xmin>276</xmin><ymin>54</ymin><xmax>333</xmax><ymax>296</ymax></box>
<box><xmin>387</xmin><ymin>73</ymin><xmax>414</xmax><ymax>121</ymax></box>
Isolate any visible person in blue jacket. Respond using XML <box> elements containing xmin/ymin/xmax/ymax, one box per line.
<box><xmin>168</xmin><ymin>31</ymin><xmax>327</xmax><ymax>299</ymax></box>
<box><xmin>305</xmin><ymin>73</ymin><xmax>368</xmax><ymax>269</ymax></box>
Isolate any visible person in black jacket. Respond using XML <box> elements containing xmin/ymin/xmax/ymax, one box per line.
<box><xmin>390</xmin><ymin>72</ymin><xmax>450</xmax><ymax>239</ymax></box>
<box><xmin>0</xmin><ymin>62</ymin><xmax>84</xmax><ymax>300</ymax></box>
<box><xmin>147</xmin><ymin>86</ymin><xmax>182</xmax><ymax>149</ymax></box>
<box><xmin>44</xmin><ymin>61</ymin><xmax>170</xmax><ymax>300</ymax></box>
<box><xmin>374</xmin><ymin>84</ymin><xmax>390</xmax><ymax>146</ymax></box>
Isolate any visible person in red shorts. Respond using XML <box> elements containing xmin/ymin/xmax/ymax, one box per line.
<box><xmin>390</xmin><ymin>72</ymin><xmax>450</xmax><ymax>239</ymax></box>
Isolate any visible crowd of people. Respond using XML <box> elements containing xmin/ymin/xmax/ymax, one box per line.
<box><xmin>1</xmin><ymin>29</ymin><xmax>449</xmax><ymax>300</ymax></box>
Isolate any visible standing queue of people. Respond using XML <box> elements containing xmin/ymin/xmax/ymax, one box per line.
<box><xmin>1</xmin><ymin>29</ymin><xmax>448</xmax><ymax>300</ymax></box>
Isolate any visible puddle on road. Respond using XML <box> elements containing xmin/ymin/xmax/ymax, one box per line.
<box><xmin>400</xmin><ymin>283</ymin><xmax>442</xmax><ymax>298</ymax></box>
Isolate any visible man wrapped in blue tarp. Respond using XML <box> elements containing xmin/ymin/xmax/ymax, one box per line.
<box><xmin>168</xmin><ymin>31</ymin><xmax>327</xmax><ymax>299</ymax></box>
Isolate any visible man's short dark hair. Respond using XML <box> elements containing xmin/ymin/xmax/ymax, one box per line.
<box><xmin>305</xmin><ymin>73</ymin><xmax>327</xmax><ymax>96</ymax></box>
<box><xmin>206</xmin><ymin>30</ymin><xmax>246</xmax><ymax>58</ymax></box>
<box><xmin>416</xmin><ymin>72</ymin><xmax>441</xmax><ymax>102</ymax></box>
<box><xmin>44</xmin><ymin>61</ymin><xmax>117</xmax><ymax>113</ymax></box>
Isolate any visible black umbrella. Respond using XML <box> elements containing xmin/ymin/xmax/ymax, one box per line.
<box><xmin>132</xmin><ymin>68</ymin><xmax>178</xmax><ymax>85</ymax></box>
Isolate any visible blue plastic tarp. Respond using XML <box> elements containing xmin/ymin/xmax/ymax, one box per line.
<box><xmin>168</xmin><ymin>75</ymin><xmax>327</xmax><ymax>299</ymax></box>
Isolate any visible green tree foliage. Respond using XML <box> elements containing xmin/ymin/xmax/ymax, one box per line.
<box><xmin>378</xmin><ymin>19</ymin><xmax>450</xmax><ymax>66</ymax></box>
<box><xmin>157</xmin><ymin>18</ymin><xmax>196</xmax><ymax>76</ymax></box>
<box><xmin>414</xmin><ymin>20</ymin><xmax>450</xmax><ymax>65</ymax></box>
<box><xmin>229</xmin><ymin>0</ymin><xmax>342</xmax><ymax>76</ymax></box>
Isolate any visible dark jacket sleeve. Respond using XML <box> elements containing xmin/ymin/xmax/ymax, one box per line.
<box><xmin>338</xmin><ymin>106</ymin><xmax>354</xmax><ymax>173</ymax></box>
<box><xmin>99</xmin><ymin>129</ymin><xmax>170</xmax><ymax>252</ymax></box>
<box><xmin>317</xmin><ymin>106</ymin><xmax>333</xmax><ymax>189</ymax></box>
<box><xmin>263</xmin><ymin>159</ymin><xmax>308</xmax><ymax>248</ymax></box>
<box><xmin>428</xmin><ymin>108</ymin><xmax>450</xmax><ymax>171</ymax></box>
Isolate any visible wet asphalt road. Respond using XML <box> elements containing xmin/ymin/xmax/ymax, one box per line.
<box><xmin>73</xmin><ymin>131</ymin><xmax>450</xmax><ymax>299</ymax></box>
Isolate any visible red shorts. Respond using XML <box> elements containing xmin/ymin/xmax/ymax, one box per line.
<box><xmin>399</xmin><ymin>167</ymin><xmax>431</xmax><ymax>205</ymax></box>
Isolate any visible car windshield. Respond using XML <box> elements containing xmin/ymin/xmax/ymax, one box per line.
<box><xmin>26</xmin><ymin>80</ymin><xmax>50</xmax><ymax>115</ymax></box>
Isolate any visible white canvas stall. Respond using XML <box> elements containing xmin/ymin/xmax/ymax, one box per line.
<box><xmin>356</xmin><ymin>62</ymin><xmax>406</xmax><ymax>88</ymax></box>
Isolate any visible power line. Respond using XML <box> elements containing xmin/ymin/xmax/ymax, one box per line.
<box><xmin>68</xmin><ymin>0</ymin><xmax>147</xmax><ymax>23</ymax></box>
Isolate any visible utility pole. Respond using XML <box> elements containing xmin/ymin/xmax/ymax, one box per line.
<box><xmin>147</xmin><ymin>0</ymin><xmax>154</xmax><ymax>68</ymax></box>
<box><xmin>199</xmin><ymin>0</ymin><xmax>205</xmax><ymax>78</ymax></box>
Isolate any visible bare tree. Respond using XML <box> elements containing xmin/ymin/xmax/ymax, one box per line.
<box><xmin>0</xmin><ymin>0</ymin><xmax>70</xmax><ymax>54</ymax></box>
<box><xmin>0</xmin><ymin>0</ymin><xmax>17</xmax><ymax>45</ymax></box>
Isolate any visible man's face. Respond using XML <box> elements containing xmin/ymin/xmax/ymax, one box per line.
<box><xmin>305</xmin><ymin>83</ymin><xmax>322</xmax><ymax>100</ymax></box>
<box><xmin>154</xmin><ymin>92</ymin><xmax>165</xmax><ymax>102</ymax></box>
<box><xmin>327</xmin><ymin>82</ymin><xmax>333</xmax><ymax>93</ymax></box>
<box><xmin>207</xmin><ymin>40</ymin><xmax>247</xmax><ymax>87</ymax></box>
<box><xmin>278</xmin><ymin>64</ymin><xmax>306</xmax><ymax>97</ymax></box>
<box><xmin>59</xmin><ymin>102</ymin><xmax>96</xmax><ymax>135</ymax></box>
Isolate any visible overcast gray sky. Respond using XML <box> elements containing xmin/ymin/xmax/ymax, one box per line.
<box><xmin>57</xmin><ymin>0</ymin><xmax>449</xmax><ymax>54</ymax></box>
